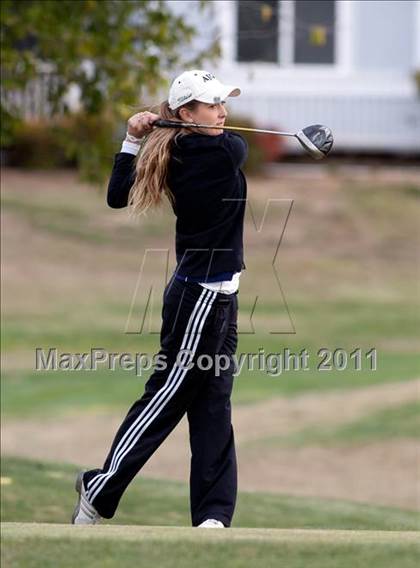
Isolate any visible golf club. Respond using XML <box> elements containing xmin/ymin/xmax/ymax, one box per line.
<box><xmin>154</xmin><ymin>119</ymin><xmax>334</xmax><ymax>160</ymax></box>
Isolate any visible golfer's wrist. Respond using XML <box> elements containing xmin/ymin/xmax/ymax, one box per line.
<box><xmin>121</xmin><ymin>132</ymin><xmax>144</xmax><ymax>156</ymax></box>
<box><xmin>125</xmin><ymin>132</ymin><xmax>143</xmax><ymax>143</ymax></box>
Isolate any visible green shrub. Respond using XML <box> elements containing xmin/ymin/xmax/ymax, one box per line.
<box><xmin>54</xmin><ymin>110</ymin><xmax>120</xmax><ymax>185</ymax></box>
<box><xmin>1</xmin><ymin>106</ymin><xmax>21</xmax><ymax>148</ymax></box>
<box><xmin>414</xmin><ymin>70</ymin><xmax>420</xmax><ymax>98</ymax></box>
<box><xmin>5</xmin><ymin>119</ymin><xmax>72</xmax><ymax>170</ymax></box>
<box><xmin>4</xmin><ymin>110</ymin><xmax>120</xmax><ymax>185</ymax></box>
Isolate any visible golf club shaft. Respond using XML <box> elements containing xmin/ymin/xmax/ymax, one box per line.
<box><xmin>155</xmin><ymin>119</ymin><xmax>296</xmax><ymax>138</ymax></box>
<box><xmin>154</xmin><ymin>119</ymin><xmax>333</xmax><ymax>160</ymax></box>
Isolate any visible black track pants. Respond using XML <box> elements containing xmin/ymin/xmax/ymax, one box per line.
<box><xmin>83</xmin><ymin>275</ymin><xmax>238</xmax><ymax>527</ymax></box>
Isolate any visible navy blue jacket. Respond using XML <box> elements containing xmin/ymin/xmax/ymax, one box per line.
<box><xmin>107</xmin><ymin>131</ymin><xmax>248</xmax><ymax>280</ymax></box>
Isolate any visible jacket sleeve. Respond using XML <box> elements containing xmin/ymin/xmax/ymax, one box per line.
<box><xmin>106</xmin><ymin>152</ymin><xmax>137</xmax><ymax>209</ymax></box>
<box><xmin>221</xmin><ymin>133</ymin><xmax>249</xmax><ymax>170</ymax></box>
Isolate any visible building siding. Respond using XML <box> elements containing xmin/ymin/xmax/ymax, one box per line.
<box><xmin>210</xmin><ymin>0</ymin><xmax>420</xmax><ymax>154</ymax></box>
<box><xmin>353</xmin><ymin>0</ymin><xmax>416</xmax><ymax>71</ymax></box>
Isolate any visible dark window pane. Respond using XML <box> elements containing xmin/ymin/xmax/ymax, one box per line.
<box><xmin>237</xmin><ymin>1</ymin><xmax>279</xmax><ymax>62</ymax></box>
<box><xmin>294</xmin><ymin>0</ymin><xmax>335</xmax><ymax>64</ymax></box>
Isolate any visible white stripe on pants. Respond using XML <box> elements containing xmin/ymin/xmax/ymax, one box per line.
<box><xmin>86</xmin><ymin>287</ymin><xmax>217</xmax><ymax>503</ymax></box>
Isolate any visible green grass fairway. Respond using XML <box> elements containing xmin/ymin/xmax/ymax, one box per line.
<box><xmin>2</xmin><ymin>523</ymin><xmax>419</xmax><ymax>568</ymax></box>
<box><xmin>2</xmin><ymin>458</ymin><xmax>419</xmax><ymax>531</ymax></box>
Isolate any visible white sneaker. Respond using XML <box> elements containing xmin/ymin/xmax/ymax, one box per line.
<box><xmin>198</xmin><ymin>519</ymin><xmax>225</xmax><ymax>528</ymax></box>
<box><xmin>71</xmin><ymin>471</ymin><xmax>101</xmax><ymax>525</ymax></box>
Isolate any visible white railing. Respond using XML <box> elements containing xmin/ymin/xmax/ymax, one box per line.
<box><xmin>1</xmin><ymin>72</ymin><xmax>65</xmax><ymax>119</ymax></box>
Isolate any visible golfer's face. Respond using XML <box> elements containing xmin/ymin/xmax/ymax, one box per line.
<box><xmin>191</xmin><ymin>102</ymin><xmax>228</xmax><ymax>136</ymax></box>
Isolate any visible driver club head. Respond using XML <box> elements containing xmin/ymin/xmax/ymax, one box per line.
<box><xmin>296</xmin><ymin>125</ymin><xmax>334</xmax><ymax>160</ymax></box>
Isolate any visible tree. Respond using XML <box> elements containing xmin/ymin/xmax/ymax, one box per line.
<box><xmin>1</xmin><ymin>0</ymin><xmax>220</xmax><ymax>181</ymax></box>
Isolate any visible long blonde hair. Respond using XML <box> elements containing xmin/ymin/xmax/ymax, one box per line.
<box><xmin>128</xmin><ymin>100</ymin><xmax>198</xmax><ymax>217</ymax></box>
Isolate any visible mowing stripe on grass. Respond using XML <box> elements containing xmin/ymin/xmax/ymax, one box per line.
<box><xmin>2</xmin><ymin>523</ymin><xmax>420</xmax><ymax>544</ymax></box>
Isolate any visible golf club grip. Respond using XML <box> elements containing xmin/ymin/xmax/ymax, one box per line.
<box><xmin>154</xmin><ymin>119</ymin><xmax>185</xmax><ymax>128</ymax></box>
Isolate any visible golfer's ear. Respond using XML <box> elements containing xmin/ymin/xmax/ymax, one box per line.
<box><xmin>178</xmin><ymin>107</ymin><xmax>193</xmax><ymax>123</ymax></box>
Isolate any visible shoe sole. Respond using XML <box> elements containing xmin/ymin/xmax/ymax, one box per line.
<box><xmin>71</xmin><ymin>471</ymin><xmax>85</xmax><ymax>524</ymax></box>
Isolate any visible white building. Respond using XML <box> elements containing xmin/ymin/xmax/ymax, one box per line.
<box><xmin>5</xmin><ymin>1</ymin><xmax>420</xmax><ymax>155</ymax></box>
<box><xmin>194</xmin><ymin>0</ymin><xmax>420</xmax><ymax>154</ymax></box>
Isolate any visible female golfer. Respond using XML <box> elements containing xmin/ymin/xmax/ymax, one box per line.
<box><xmin>72</xmin><ymin>70</ymin><xmax>247</xmax><ymax>528</ymax></box>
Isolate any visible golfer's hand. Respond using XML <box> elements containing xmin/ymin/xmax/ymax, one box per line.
<box><xmin>127</xmin><ymin>112</ymin><xmax>159</xmax><ymax>138</ymax></box>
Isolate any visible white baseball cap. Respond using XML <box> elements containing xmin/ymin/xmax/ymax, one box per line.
<box><xmin>168</xmin><ymin>69</ymin><xmax>241</xmax><ymax>111</ymax></box>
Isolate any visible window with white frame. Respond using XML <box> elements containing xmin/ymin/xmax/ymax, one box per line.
<box><xmin>236</xmin><ymin>0</ymin><xmax>336</xmax><ymax>65</ymax></box>
<box><xmin>237</xmin><ymin>0</ymin><xmax>278</xmax><ymax>62</ymax></box>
